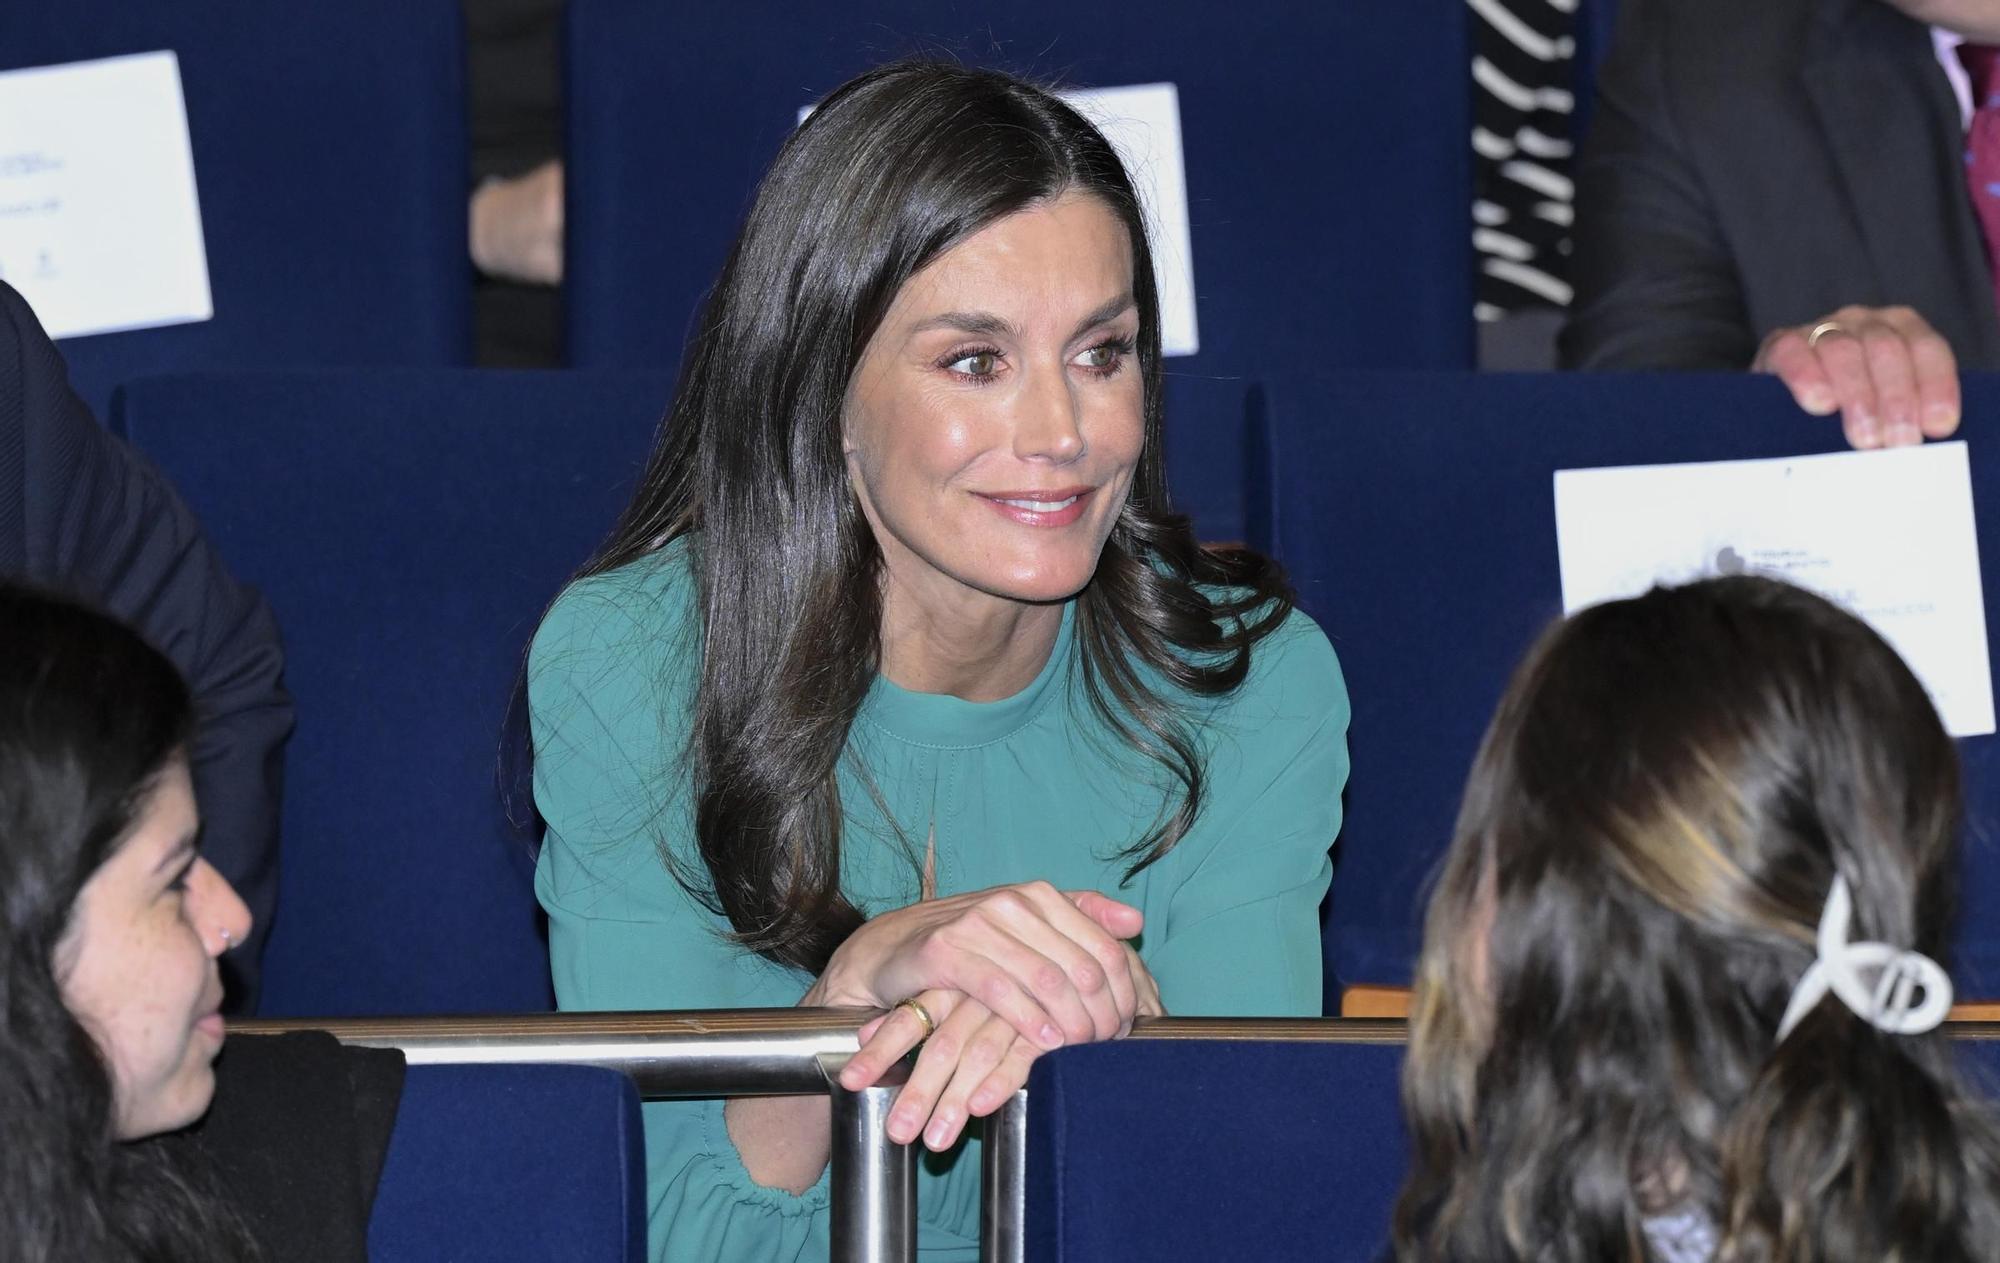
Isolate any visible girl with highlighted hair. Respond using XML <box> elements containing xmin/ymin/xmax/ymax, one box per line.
<box><xmin>1394</xmin><ymin>575</ymin><xmax>2000</xmax><ymax>1263</ymax></box>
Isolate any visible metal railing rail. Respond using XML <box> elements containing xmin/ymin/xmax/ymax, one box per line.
<box><xmin>240</xmin><ymin>1012</ymin><xmax>1999</xmax><ymax>1261</ymax></box>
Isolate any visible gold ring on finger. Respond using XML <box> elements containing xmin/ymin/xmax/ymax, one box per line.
<box><xmin>1806</xmin><ymin>320</ymin><xmax>1848</xmax><ymax>349</ymax></box>
<box><xmin>896</xmin><ymin>996</ymin><xmax>937</xmax><ymax>1040</ymax></box>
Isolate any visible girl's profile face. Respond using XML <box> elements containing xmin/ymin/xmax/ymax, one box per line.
<box><xmin>54</xmin><ymin>760</ymin><xmax>252</xmax><ymax>1139</ymax></box>
<box><xmin>842</xmin><ymin>192</ymin><xmax>1146</xmax><ymax>616</ymax></box>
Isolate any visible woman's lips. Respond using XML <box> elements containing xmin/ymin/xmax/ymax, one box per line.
<box><xmin>974</xmin><ymin>486</ymin><xmax>1094</xmax><ymax>527</ymax></box>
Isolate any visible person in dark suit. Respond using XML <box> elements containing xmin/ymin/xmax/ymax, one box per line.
<box><xmin>1561</xmin><ymin>0</ymin><xmax>2000</xmax><ymax>451</ymax></box>
<box><xmin>0</xmin><ymin>279</ymin><xmax>289</xmax><ymax>1009</ymax></box>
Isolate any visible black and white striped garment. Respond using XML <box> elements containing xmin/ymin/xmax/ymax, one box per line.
<box><xmin>1470</xmin><ymin>0</ymin><xmax>1580</xmax><ymax>319</ymax></box>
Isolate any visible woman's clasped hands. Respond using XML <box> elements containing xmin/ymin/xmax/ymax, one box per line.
<box><xmin>808</xmin><ymin>881</ymin><xmax>1164</xmax><ymax>1152</ymax></box>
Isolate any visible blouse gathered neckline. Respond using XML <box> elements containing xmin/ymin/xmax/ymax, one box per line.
<box><xmin>859</xmin><ymin>601</ymin><xmax>1077</xmax><ymax>750</ymax></box>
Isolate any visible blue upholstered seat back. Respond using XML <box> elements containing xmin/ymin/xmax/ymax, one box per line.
<box><xmin>1249</xmin><ymin>372</ymin><xmax>2000</xmax><ymax>1005</ymax></box>
<box><xmin>0</xmin><ymin>2</ymin><xmax>471</xmax><ymax>419</ymax></box>
<box><xmin>368</xmin><ymin>1063</ymin><xmax>646</xmax><ymax>1262</ymax></box>
<box><xmin>562</xmin><ymin>0</ymin><xmax>1473</xmax><ymax>540</ymax></box>
<box><xmin>1026</xmin><ymin>1038</ymin><xmax>1407</xmax><ymax>1262</ymax></box>
<box><xmin>119</xmin><ymin>369</ymin><xmax>675</xmax><ymax>1016</ymax></box>
<box><xmin>1027</xmin><ymin>1035</ymin><xmax>2000</xmax><ymax>1261</ymax></box>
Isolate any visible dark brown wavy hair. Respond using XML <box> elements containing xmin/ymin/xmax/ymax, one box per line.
<box><xmin>570</xmin><ymin>59</ymin><xmax>1292</xmax><ymax>975</ymax></box>
<box><xmin>1394</xmin><ymin>575</ymin><xmax>2000</xmax><ymax>1262</ymax></box>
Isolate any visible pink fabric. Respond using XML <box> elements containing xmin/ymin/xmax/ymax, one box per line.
<box><xmin>1959</xmin><ymin>43</ymin><xmax>2000</xmax><ymax>299</ymax></box>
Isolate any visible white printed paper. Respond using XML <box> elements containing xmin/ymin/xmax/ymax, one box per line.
<box><xmin>1057</xmin><ymin>84</ymin><xmax>1198</xmax><ymax>358</ymax></box>
<box><xmin>0</xmin><ymin>52</ymin><xmax>213</xmax><ymax>339</ymax></box>
<box><xmin>1554</xmin><ymin>442</ymin><xmax>1994</xmax><ymax>736</ymax></box>
<box><xmin>797</xmin><ymin>81</ymin><xmax>1200</xmax><ymax>357</ymax></box>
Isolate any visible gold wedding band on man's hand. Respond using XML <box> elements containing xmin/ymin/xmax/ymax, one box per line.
<box><xmin>895</xmin><ymin>996</ymin><xmax>937</xmax><ymax>1040</ymax></box>
<box><xmin>1806</xmin><ymin>319</ymin><xmax>1848</xmax><ymax>349</ymax></box>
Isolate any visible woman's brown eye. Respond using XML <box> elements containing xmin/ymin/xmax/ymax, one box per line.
<box><xmin>955</xmin><ymin>352</ymin><xmax>997</xmax><ymax>376</ymax></box>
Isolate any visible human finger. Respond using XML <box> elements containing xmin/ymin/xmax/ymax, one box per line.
<box><xmin>1810</xmin><ymin>323</ymin><xmax>1881</xmax><ymax>448</ymax></box>
<box><xmin>994</xmin><ymin>883</ymin><xmax>1142</xmax><ymax>1039</ymax></box>
<box><xmin>957</xmin><ymin>913</ymin><xmax>1108</xmax><ymax>1046</ymax></box>
<box><xmin>1065</xmin><ymin>888</ymin><xmax>1145</xmax><ymax>940</ymax></box>
<box><xmin>1061</xmin><ymin>890</ymin><xmax>1153</xmax><ymax>1030</ymax></box>
<box><xmin>1124</xmin><ymin>944</ymin><xmax>1166</xmax><ymax>1023</ymax></box>
<box><xmin>1858</xmin><ymin>320</ymin><xmax>1922</xmax><ymax>445</ymax></box>
<box><xmin>883</xmin><ymin>994</ymin><xmax>990</xmax><ymax>1147</ymax></box>
<box><xmin>921</xmin><ymin>1009</ymin><xmax>1023</xmax><ymax>1151</ymax></box>
<box><xmin>1881</xmin><ymin>307</ymin><xmax>1961</xmax><ymax>437</ymax></box>
<box><xmin>967</xmin><ymin>1033</ymin><xmax>1044</xmax><ymax>1122</ymax></box>
<box><xmin>958</xmin><ymin>885</ymin><xmax>1126</xmax><ymax>1043</ymax></box>
<box><xmin>922</xmin><ymin>937</ymin><xmax>1069</xmax><ymax>1053</ymax></box>
<box><xmin>842</xmin><ymin>989</ymin><xmax>953</xmax><ymax>1093</ymax></box>
<box><xmin>1756</xmin><ymin>327</ymin><xmax>1839</xmax><ymax>417</ymax></box>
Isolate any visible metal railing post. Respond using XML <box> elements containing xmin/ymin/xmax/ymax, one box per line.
<box><xmin>822</xmin><ymin>1053</ymin><xmax>917</xmax><ymax>1263</ymax></box>
<box><xmin>979</xmin><ymin>1089</ymin><xmax>1028</xmax><ymax>1263</ymax></box>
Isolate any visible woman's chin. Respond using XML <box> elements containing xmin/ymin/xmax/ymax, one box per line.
<box><xmin>979</xmin><ymin>564</ymin><xmax>1097</xmax><ymax>606</ymax></box>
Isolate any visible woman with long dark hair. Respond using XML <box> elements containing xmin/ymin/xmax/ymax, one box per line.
<box><xmin>1394</xmin><ymin>576</ymin><xmax>2000</xmax><ymax>1262</ymax></box>
<box><xmin>0</xmin><ymin>583</ymin><xmax>262</xmax><ymax>1260</ymax></box>
<box><xmin>530</xmin><ymin>59</ymin><xmax>1350</xmax><ymax>1256</ymax></box>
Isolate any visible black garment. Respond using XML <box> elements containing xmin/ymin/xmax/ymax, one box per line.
<box><xmin>1560</xmin><ymin>0</ymin><xmax>2000</xmax><ymax>372</ymax></box>
<box><xmin>0</xmin><ymin>279</ymin><xmax>292</xmax><ymax>1010</ymax></box>
<box><xmin>177</xmin><ymin>1032</ymin><xmax>406</xmax><ymax>1263</ymax></box>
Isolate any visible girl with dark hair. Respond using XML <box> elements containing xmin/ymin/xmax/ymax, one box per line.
<box><xmin>530</xmin><ymin>59</ymin><xmax>1350</xmax><ymax>1256</ymax></box>
<box><xmin>0</xmin><ymin>583</ymin><xmax>261</xmax><ymax>1259</ymax></box>
<box><xmin>1</xmin><ymin>584</ymin><xmax>406</xmax><ymax>1261</ymax></box>
<box><xmin>1394</xmin><ymin>575</ymin><xmax>2000</xmax><ymax>1262</ymax></box>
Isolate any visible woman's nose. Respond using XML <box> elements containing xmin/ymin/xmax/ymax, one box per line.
<box><xmin>1013</xmin><ymin>367</ymin><xmax>1086</xmax><ymax>463</ymax></box>
<box><xmin>189</xmin><ymin>858</ymin><xmax>254</xmax><ymax>956</ymax></box>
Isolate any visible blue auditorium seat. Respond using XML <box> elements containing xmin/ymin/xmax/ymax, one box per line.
<box><xmin>1026</xmin><ymin>1037</ymin><xmax>1407</xmax><ymax>1262</ymax></box>
<box><xmin>0</xmin><ymin>3</ymin><xmax>470</xmax><ymax>418</ymax></box>
<box><xmin>1248</xmin><ymin>372</ymin><xmax>2000</xmax><ymax>1008</ymax></box>
<box><xmin>563</xmin><ymin>0</ymin><xmax>1473</xmax><ymax>541</ymax></box>
<box><xmin>369</xmin><ymin>1063</ymin><xmax>646</xmax><ymax>1262</ymax></box>
<box><xmin>1025</xmin><ymin>1033</ymin><xmax>2000</xmax><ymax>1261</ymax></box>
<box><xmin>119</xmin><ymin>370</ymin><xmax>675</xmax><ymax>1016</ymax></box>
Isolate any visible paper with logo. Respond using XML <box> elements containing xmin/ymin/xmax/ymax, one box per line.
<box><xmin>1554</xmin><ymin>441</ymin><xmax>1994</xmax><ymax>736</ymax></box>
<box><xmin>797</xmin><ymin>81</ymin><xmax>1199</xmax><ymax>357</ymax></box>
<box><xmin>0</xmin><ymin>52</ymin><xmax>213</xmax><ymax>338</ymax></box>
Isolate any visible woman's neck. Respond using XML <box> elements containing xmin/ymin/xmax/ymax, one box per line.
<box><xmin>875</xmin><ymin>571</ymin><xmax>1065</xmax><ymax>702</ymax></box>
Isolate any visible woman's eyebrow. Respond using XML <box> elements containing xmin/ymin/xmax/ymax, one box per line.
<box><xmin>908</xmin><ymin>310</ymin><xmax>1015</xmax><ymax>338</ymax></box>
<box><xmin>907</xmin><ymin>294</ymin><xmax>1135</xmax><ymax>341</ymax></box>
<box><xmin>1070</xmin><ymin>294</ymin><xmax>1135</xmax><ymax>337</ymax></box>
<box><xmin>150</xmin><ymin>833</ymin><xmax>199</xmax><ymax>875</ymax></box>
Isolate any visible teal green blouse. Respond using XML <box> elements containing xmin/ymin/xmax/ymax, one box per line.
<box><xmin>529</xmin><ymin>541</ymin><xmax>1350</xmax><ymax>1261</ymax></box>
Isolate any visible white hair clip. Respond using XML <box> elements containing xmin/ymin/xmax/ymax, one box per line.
<box><xmin>1776</xmin><ymin>874</ymin><xmax>1952</xmax><ymax>1041</ymax></box>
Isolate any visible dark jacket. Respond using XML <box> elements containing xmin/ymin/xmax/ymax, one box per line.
<box><xmin>1561</xmin><ymin>0</ymin><xmax>2000</xmax><ymax>371</ymax></box>
<box><xmin>0</xmin><ymin>279</ymin><xmax>291</xmax><ymax>1008</ymax></box>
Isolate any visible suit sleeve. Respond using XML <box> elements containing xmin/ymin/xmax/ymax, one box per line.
<box><xmin>1558</xmin><ymin>0</ymin><xmax>1761</xmax><ymax>370</ymax></box>
<box><xmin>3</xmin><ymin>283</ymin><xmax>291</xmax><ymax>1009</ymax></box>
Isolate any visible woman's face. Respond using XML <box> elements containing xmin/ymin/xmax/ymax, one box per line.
<box><xmin>55</xmin><ymin>760</ymin><xmax>252</xmax><ymax>1139</ymax></box>
<box><xmin>844</xmin><ymin>192</ymin><xmax>1146</xmax><ymax>613</ymax></box>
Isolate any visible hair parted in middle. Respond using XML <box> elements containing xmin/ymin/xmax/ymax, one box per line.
<box><xmin>1393</xmin><ymin>574</ymin><xmax>2000</xmax><ymax>1263</ymax></box>
<box><xmin>572</xmin><ymin>59</ymin><xmax>1294</xmax><ymax>974</ymax></box>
